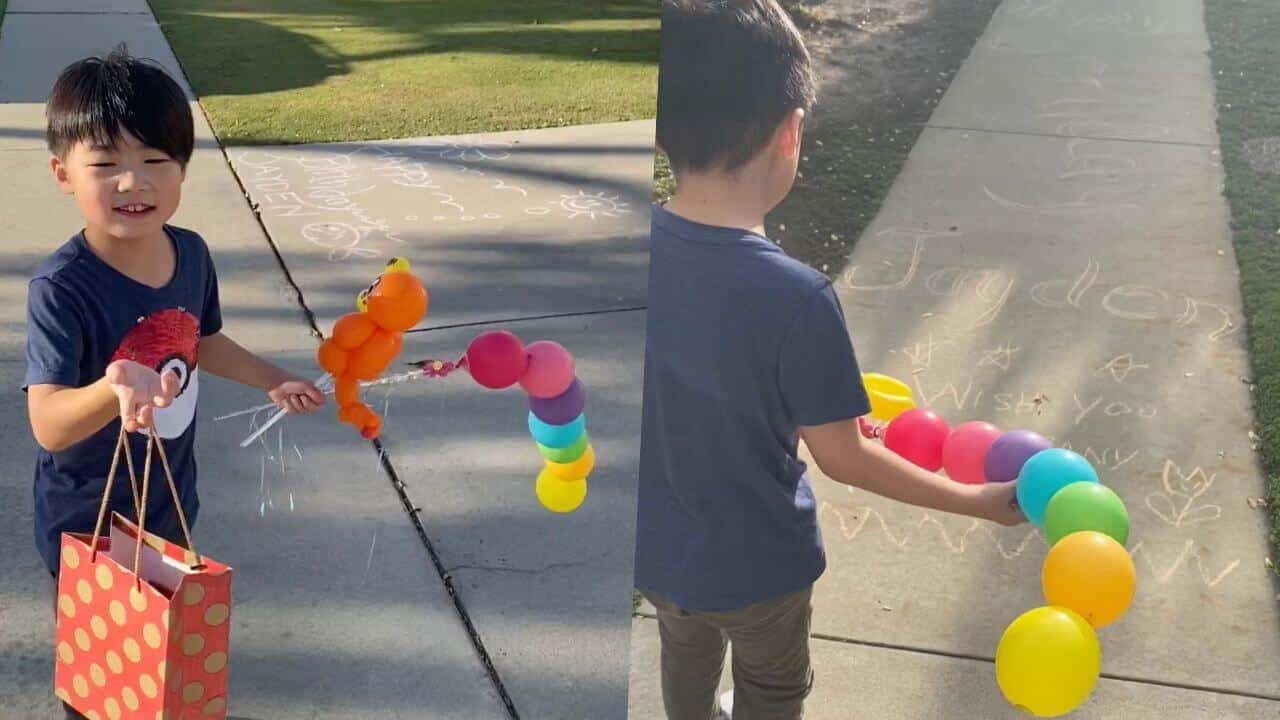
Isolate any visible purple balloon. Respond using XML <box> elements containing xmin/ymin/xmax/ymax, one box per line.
<box><xmin>984</xmin><ymin>430</ymin><xmax>1053</xmax><ymax>483</ymax></box>
<box><xmin>529</xmin><ymin>377</ymin><xmax>585</xmax><ymax>425</ymax></box>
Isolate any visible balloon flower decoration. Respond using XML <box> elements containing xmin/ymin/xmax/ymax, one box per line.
<box><xmin>317</xmin><ymin>257</ymin><xmax>429</xmax><ymax>439</ymax></box>
<box><xmin>858</xmin><ymin>372</ymin><xmax>1137</xmax><ymax>717</ymax></box>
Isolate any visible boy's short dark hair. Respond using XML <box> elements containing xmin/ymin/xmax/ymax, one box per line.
<box><xmin>657</xmin><ymin>0</ymin><xmax>815</xmax><ymax>174</ymax></box>
<box><xmin>46</xmin><ymin>46</ymin><xmax>194</xmax><ymax>167</ymax></box>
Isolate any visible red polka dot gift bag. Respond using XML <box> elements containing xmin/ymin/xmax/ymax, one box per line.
<box><xmin>54</xmin><ymin>427</ymin><xmax>233</xmax><ymax>720</ymax></box>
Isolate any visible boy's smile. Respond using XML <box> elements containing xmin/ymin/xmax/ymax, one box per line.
<box><xmin>114</xmin><ymin>202</ymin><xmax>156</xmax><ymax>219</ymax></box>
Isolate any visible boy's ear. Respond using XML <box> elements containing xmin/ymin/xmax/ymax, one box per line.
<box><xmin>49</xmin><ymin>155</ymin><xmax>74</xmax><ymax>194</ymax></box>
<box><xmin>774</xmin><ymin>108</ymin><xmax>806</xmax><ymax>161</ymax></box>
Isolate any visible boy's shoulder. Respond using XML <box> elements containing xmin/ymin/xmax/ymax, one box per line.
<box><xmin>165</xmin><ymin>223</ymin><xmax>210</xmax><ymax>254</ymax></box>
<box><xmin>758</xmin><ymin>243</ymin><xmax>831</xmax><ymax>292</ymax></box>
<box><xmin>652</xmin><ymin>204</ymin><xmax>831</xmax><ymax>297</ymax></box>
<box><xmin>30</xmin><ymin>232</ymin><xmax>90</xmax><ymax>287</ymax></box>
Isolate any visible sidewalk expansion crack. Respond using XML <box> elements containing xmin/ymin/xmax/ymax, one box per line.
<box><xmin>406</xmin><ymin>306</ymin><xmax>645</xmax><ymax>336</ymax></box>
<box><xmin>446</xmin><ymin>551</ymin><xmax>611</xmax><ymax>576</ymax></box>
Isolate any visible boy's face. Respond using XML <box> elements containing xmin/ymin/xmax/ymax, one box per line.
<box><xmin>50</xmin><ymin>129</ymin><xmax>184</xmax><ymax>242</ymax></box>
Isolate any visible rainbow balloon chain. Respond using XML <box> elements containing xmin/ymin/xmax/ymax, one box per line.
<box><xmin>410</xmin><ymin>330</ymin><xmax>595</xmax><ymax>515</ymax></box>
<box><xmin>861</xmin><ymin>373</ymin><xmax>1135</xmax><ymax>717</ymax></box>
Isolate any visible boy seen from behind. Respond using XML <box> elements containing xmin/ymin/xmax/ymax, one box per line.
<box><xmin>635</xmin><ymin>3</ymin><xmax>1025</xmax><ymax>719</ymax></box>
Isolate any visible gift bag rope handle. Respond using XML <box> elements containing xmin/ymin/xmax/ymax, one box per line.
<box><xmin>89</xmin><ymin>424</ymin><xmax>202</xmax><ymax>583</ymax></box>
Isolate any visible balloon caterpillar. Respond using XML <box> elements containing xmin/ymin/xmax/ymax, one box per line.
<box><xmin>408</xmin><ymin>330</ymin><xmax>596</xmax><ymax>514</ymax></box>
<box><xmin>858</xmin><ymin>372</ymin><xmax>1135</xmax><ymax>717</ymax></box>
<box><xmin>314</xmin><ymin>259</ymin><xmax>594</xmax><ymax>513</ymax></box>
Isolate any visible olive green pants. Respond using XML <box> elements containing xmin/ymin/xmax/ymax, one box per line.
<box><xmin>644</xmin><ymin>586</ymin><xmax>814</xmax><ymax>720</ymax></box>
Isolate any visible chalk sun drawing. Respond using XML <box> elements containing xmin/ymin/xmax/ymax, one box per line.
<box><xmin>551</xmin><ymin>190</ymin><xmax>631</xmax><ymax>220</ymax></box>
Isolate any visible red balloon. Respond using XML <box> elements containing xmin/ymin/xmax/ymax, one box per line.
<box><xmin>466</xmin><ymin>331</ymin><xmax>528</xmax><ymax>389</ymax></box>
<box><xmin>942</xmin><ymin>421</ymin><xmax>1003</xmax><ymax>485</ymax></box>
<box><xmin>884</xmin><ymin>409</ymin><xmax>950</xmax><ymax>471</ymax></box>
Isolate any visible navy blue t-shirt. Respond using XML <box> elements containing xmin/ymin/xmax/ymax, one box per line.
<box><xmin>24</xmin><ymin>226</ymin><xmax>221</xmax><ymax>574</ymax></box>
<box><xmin>635</xmin><ymin>205</ymin><xmax>871</xmax><ymax>612</ymax></box>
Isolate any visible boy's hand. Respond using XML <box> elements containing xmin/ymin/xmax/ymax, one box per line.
<box><xmin>267</xmin><ymin>377</ymin><xmax>326</xmax><ymax>415</ymax></box>
<box><xmin>971</xmin><ymin>481</ymin><xmax>1027</xmax><ymax>527</ymax></box>
<box><xmin>105</xmin><ymin>359</ymin><xmax>179</xmax><ymax>432</ymax></box>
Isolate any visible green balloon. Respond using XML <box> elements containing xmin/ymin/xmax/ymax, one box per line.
<box><xmin>1044</xmin><ymin>482</ymin><xmax>1129</xmax><ymax>547</ymax></box>
<box><xmin>538</xmin><ymin>432</ymin><xmax>590</xmax><ymax>463</ymax></box>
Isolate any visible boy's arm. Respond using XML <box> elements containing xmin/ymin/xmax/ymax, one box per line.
<box><xmin>800</xmin><ymin>418</ymin><xmax>1025</xmax><ymax>526</ymax></box>
<box><xmin>28</xmin><ymin>361</ymin><xmax>179</xmax><ymax>452</ymax></box>
<box><xmin>198</xmin><ymin>332</ymin><xmax>324</xmax><ymax>414</ymax></box>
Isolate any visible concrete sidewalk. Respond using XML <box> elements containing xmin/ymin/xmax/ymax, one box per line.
<box><xmin>0</xmin><ymin>3</ymin><xmax>652</xmax><ymax>718</ymax></box>
<box><xmin>227</xmin><ymin>120</ymin><xmax>654</xmax><ymax>720</ymax></box>
<box><xmin>627</xmin><ymin>0</ymin><xmax>1279</xmax><ymax>717</ymax></box>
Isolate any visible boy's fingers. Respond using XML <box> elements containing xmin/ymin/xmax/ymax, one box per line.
<box><xmin>304</xmin><ymin>385</ymin><xmax>325</xmax><ymax>405</ymax></box>
<box><xmin>160</xmin><ymin>370</ymin><xmax>180</xmax><ymax>400</ymax></box>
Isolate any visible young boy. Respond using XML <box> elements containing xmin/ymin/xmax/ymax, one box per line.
<box><xmin>24</xmin><ymin>49</ymin><xmax>325</xmax><ymax>718</ymax></box>
<box><xmin>635</xmin><ymin>3</ymin><xmax>1026</xmax><ymax>719</ymax></box>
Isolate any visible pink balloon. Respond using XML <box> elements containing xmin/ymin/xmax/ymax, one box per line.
<box><xmin>519</xmin><ymin>341</ymin><xmax>576</xmax><ymax>399</ymax></box>
<box><xmin>884</xmin><ymin>409</ymin><xmax>950</xmax><ymax>471</ymax></box>
<box><xmin>466</xmin><ymin>331</ymin><xmax>528</xmax><ymax>390</ymax></box>
<box><xmin>942</xmin><ymin>421</ymin><xmax>1003</xmax><ymax>485</ymax></box>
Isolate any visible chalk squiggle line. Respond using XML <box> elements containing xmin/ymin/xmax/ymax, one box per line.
<box><xmin>818</xmin><ymin>501</ymin><xmax>1042</xmax><ymax>559</ymax></box>
<box><xmin>818</xmin><ymin>502</ymin><xmax>1241</xmax><ymax>588</ymax></box>
<box><xmin>1128</xmin><ymin>540</ymin><xmax>1240</xmax><ymax>588</ymax></box>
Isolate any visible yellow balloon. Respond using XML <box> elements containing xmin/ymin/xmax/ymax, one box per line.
<box><xmin>536</xmin><ymin>469</ymin><xmax>587</xmax><ymax>513</ymax></box>
<box><xmin>544</xmin><ymin>444</ymin><xmax>596</xmax><ymax>481</ymax></box>
<box><xmin>996</xmin><ymin>606</ymin><xmax>1100</xmax><ymax>717</ymax></box>
<box><xmin>861</xmin><ymin>373</ymin><xmax>915</xmax><ymax>422</ymax></box>
<box><xmin>1042</xmin><ymin>531</ymin><xmax>1136</xmax><ymax>629</ymax></box>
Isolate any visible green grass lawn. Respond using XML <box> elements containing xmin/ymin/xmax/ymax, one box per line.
<box><xmin>1205</xmin><ymin>0</ymin><xmax>1280</xmax><ymax>568</ymax></box>
<box><xmin>149</xmin><ymin>0</ymin><xmax>658</xmax><ymax>145</ymax></box>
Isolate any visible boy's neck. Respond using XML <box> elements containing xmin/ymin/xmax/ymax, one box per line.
<box><xmin>83</xmin><ymin>225</ymin><xmax>175</xmax><ymax>288</ymax></box>
<box><xmin>663</xmin><ymin>170</ymin><xmax>774</xmax><ymax>237</ymax></box>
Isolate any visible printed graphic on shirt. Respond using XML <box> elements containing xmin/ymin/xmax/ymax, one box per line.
<box><xmin>109</xmin><ymin>308</ymin><xmax>201</xmax><ymax>440</ymax></box>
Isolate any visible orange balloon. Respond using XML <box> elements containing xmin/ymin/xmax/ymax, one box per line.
<box><xmin>366</xmin><ymin>272</ymin><xmax>428</xmax><ymax>331</ymax></box>
<box><xmin>360</xmin><ymin>416</ymin><xmax>382</xmax><ymax>439</ymax></box>
<box><xmin>1042</xmin><ymin>530</ymin><xmax>1136</xmax><ymax>628</ymax></box>
<box><xmin>316</xmin><ymin>339</ymin><xmax>348</xmax><ymax>376</ymax></box>
<box><xmin>346</xmin><ymin>330</ymin><xmax>401</xmax><ymax>380</ymax></box>
<box><xmin>332</xmin><ymin>313</ymin><xmax>376</xmax><ymax>350</ymax></box>
<box><xmin>337</xmin><ymin>403</ymin><xmax>363</xmax><ymax>425</ymax></box>
<box><xmin>334</xmin><ymin>377</ymin><xmax>359</xmax><ymax>407</ymax></box>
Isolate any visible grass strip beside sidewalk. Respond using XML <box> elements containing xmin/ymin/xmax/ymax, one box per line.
<box><xmin>150</xmin><ymin>0</ymin><xmax>658</xmax><ymax>145</ymax></box>
<box><xmin>1204</xmin><ymin>0</ymin><xmax>1280</xmax><ymax>567</ymax></box>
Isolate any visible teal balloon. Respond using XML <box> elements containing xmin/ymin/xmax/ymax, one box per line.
<box><xmin>1016</xmin><ymin>449</ymin><xmax>1099</xmax><ymax>528</ymax></box>
<box><xmin>528</xmin><ymin>411</ymin><xmax>586</xmax><ymax>449</ymax></box>
<box><xmin>1044</xmin><ymin>482</ymin><xmax>1129</xmax><ymax>546</ymax></box>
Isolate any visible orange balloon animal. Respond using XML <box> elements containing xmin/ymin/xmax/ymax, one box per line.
<box><xmin>316</xmin><ymin>258</ymin><xmax>428</xmax><ymax>439</ymax></box>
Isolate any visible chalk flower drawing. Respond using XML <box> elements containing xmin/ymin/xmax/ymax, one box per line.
<box><xmin>1145</xmin><ymin>459</ymin><xmax>1222</xmax><ymax>528</ymax></box>
<box><xmin>551</xmin><ymin>190</ymin><xmax>631</xmax><ymax>220</ymax></box>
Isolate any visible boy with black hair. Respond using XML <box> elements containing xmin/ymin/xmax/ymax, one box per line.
<box><xmin>635</xmin><ymin>3</ymin><xmax>1025</xmax><ymax>718</ymax></box>
<box><xmin>26</xmin><ymin>48</ymin><xmax>324</xmax><ymax>718</ymax></box>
